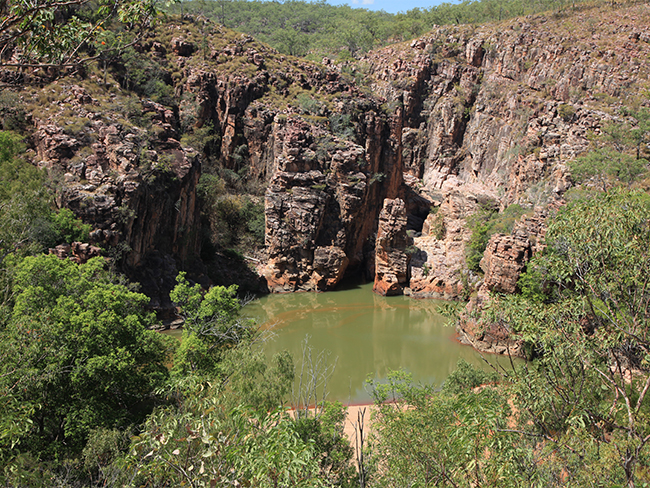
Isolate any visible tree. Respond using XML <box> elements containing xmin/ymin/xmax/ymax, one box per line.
<box><xmin>0</xmin><ymin>0</ymin><xmax>163</xmax><ymax>73</ymax></box>
<box><xmin>367</xmin><ymin>369</ymin><xmax>531</xmax><ymax>488</ymax></box>
<box><xmin>0</xmin><ymin>254</ymin><xmax>174</xmax><ymax>463</ymax></box>
<box><xmin>125</xmin><ymin>380</ymin><xmax>321</xmax><ymax>488</ymax></box>
<box><xmin>490</xmin><ymin>189</ymin><xmax>650</xmax><ymax>487</ymax></box>
<box><xmin>170</xmin><ymin>272</ymin><xmax>256</xmax><ymax>376</ymax></box>
<box><xmin>368</xmin><ymin>190</ymin><xmax>650</xmax><ymax>487</ymax></box>
<box><xmin>569</xmin><ymin>148</ymin><xmax>647</xmax><ymax>191</ymax></box>
<box><xmin>0</xmin><ymin>131</ymin><xmax>51</xmax><ymax>263</ymax></box>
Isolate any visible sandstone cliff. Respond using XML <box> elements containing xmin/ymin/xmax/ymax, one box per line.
<box><xmin>357</xmin><ymin>4</ymin><xmax>650</xmax><ymax>298</ymax></box>
<box><xmin>4</xmin><ymin>4</ymin><xmax>650</xmax><ymax>307</ymax></box>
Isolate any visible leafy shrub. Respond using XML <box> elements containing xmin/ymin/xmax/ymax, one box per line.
<box><xmin>557</xmin><ymin>103</ymin><xmax>576</xmax><ymax>122</ymax></box>
<box><xmin>50</xmin><ymin>208</ymin><xmax>91</xmax><ymax>244</ymax></box>
<box><xmin>442</xmin><ymin>359</ymin><xmax>499</xmax><ymax>394</ymax></box>
<box><xmin>297</xmin><ymin>93</ymin><xmax>323</xmax><ymax>115</ymax></box>
<box><xmin>329</xmin><ymin>113</ymin><xmax>354</xmax><ymax>140</ymax></box>
<box><xmin>569</xmin><ymin>148</ymin><xmax>647</xmax><ymax>190</ymax></box>
<box><xmin>466</xmin><ymin>203</ymin><xmax>529</xmax><ymax>273</ymax></box>
<box><xmin>292</xmin><ymin>401</ymin><xmax>356</xmax><ymax>487</ymax></box>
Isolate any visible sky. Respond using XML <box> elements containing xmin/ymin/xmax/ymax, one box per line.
<box><xmin>330</xmin><ymin>0</ymin><xmax>448</xmax><ymax>14</ymax></box>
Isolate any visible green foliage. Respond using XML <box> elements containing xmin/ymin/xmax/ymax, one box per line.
<box><xmin>170</xmin><ymin>272</ymin><xmax>255</xmax><ymax>376</ymax></box>
<box><xmin>329</xmin><ymin>113</ymin><xmax>354</xmax><ymax>140</ymax></box>
<box><xmin>0</xmin><ymin>131</ymin><xmax>93</xmax><ymax>263</ymax></box>
<box><xmin>124</xmin><ymin>380</ymin><xmax>321</xmax><ymax>488</ymax></box>
<box><xmin>557</xmin><ymin>103</ymin><xmax>576</xmax><ymax>121</ymax></box>
<box><xmin>570</xmin><ymin>106</ymin><xmax>650</xmax><ymax>190</ymax></box>
<box><xmin>0</xmin><ymin>131</ymin><xmax>53</xmax><ymax>257</ymax></box>
<box><xmin>168</xmin><ymin>0</ymin><xmax>595</xmax><ymax>59</ymax></box>
<box><xmin>182</xmin><ymin>121</ymin><xmax>222</xmax><ymax>159</ymax></box>
<box><xmin>486</xmin><ymin>189</ymin><xmax>650</xmax><ymax>486</ymax></box>
<box><xmin>224</xmin><ymin>348</ymin><xmax>295</xmax><ymax>413</ymax></box>
<box><xmin>569</xmin><ymin>148</ymin><xmax>647</xmax><ymax>190</ymax></box>
<box><xmin>198</xmin><ymin>174</ymin><xmax>266</xmax><ymax>253</ymax></box>
<box><xmin>1</xmin><ymin>0</ymin><xmax>162</xmax><ymax>71</ymax></box>
<box><xmin>368</xmin><ymin>189</ymin><xmax>650</xmax><ymax>486</ymax></box>
<box><xmin>442</xmin><ymin>358</ymin><xmax>499</xmax><ymax>394</ymax></box>
<box><xmin>118</xmin><ymin>47</ymin><xmax>175</xmax><ymax>105</ymax></box>
<box><xmin>368</xmin><ymin>370</ymin><xmax>526</xmax><ymax>488</ymax></box>
<box><xmin>293</xmin><ymin>401</ymin><xmax>357</xmax><ymax>487</ymax></box>
<box><xmin>466</xmin><ymin>202</ymin><xmax>529</xmax><ymax>273</ymax></box>
<box><xmin>50</xmin><ymin>207</ymin><xmax>91</xmax><ymax>243</ymax></box>
<box><xmin>0</xmin><ymin>255</ymin><xmax>173</xmax><ymax>466</ymax></box>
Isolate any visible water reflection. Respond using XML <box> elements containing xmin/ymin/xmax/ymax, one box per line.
<box><xmin>244</xmin><ymin>283</ymin><xmax>515</xmax><ymax>403</ymax></box>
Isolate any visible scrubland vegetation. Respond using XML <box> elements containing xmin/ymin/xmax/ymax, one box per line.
<box><xmin>2</xmin><ymin>121</ymin><xmax>650</xmax><ymax>487</ymax></box>
<box><xmin>2</xmin><ymin>0</ymin><xmax>650</xmax><ymax>485</ymax></box>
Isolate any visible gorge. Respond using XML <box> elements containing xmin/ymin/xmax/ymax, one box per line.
<box><xmin>3</xmin><ymin>0</ymin><xmax>650</xmax><ymax>485</ymax></box>
<box><xmin>3</xmin><ymin>4</ymin><xmax>647</xmax><ymax>352</ymax></box>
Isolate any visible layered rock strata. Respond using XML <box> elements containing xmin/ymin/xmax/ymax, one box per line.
<box><xmin>14</xmin><ymin>6</ymin><xmax>650</xmax><ymax>306</ymax></box>
<box><xmin>357</xmin><ymin>6</ymin><xmax>650</xmax><ymax>298</ymax></box>
<box><xmin>373</xmin><ymin>198</ymin><xmax>412</xmax><ymax>296</ymax></box>
<box><xmin>32</xmin><ymin>85</ymin><xmax>201</xmax><ymax>307</ymax></box>
<box><xmin>263</xmin><ymin>116</ymin><xmax>398</xmax><ymax>292</ymax></box>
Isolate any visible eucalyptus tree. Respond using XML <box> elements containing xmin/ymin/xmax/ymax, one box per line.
<box><xmin>0</xmin><ymin>0</ymin><xmax>172</xmax><ymax>74</ymax></box>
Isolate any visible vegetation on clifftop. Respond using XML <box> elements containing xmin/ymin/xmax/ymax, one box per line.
<box><xmin>169</xmin><ymin>0</ymin><xmax>623</xmax><ymax>60</ymax></box>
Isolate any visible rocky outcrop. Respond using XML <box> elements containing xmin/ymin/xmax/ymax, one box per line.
<box><xmin>358</xmin><ymin>6</ymin><xmax>650</xmax><ymax>298</ymax></box>
<box><xmin>373</xmin><ymin>198</ymin><xmax>412</xmax><ymax>296</ymax></box>
<box><xmin>31</xmin><ymin>83</ymin><xmax>201</xmax><ymax>308</ymax></box>
<box><xmin>477</xmin><ymin>209</ymin><xmax>547</xmax><ymax>296</ymax></box>
<box><xmin>457</xmin><ymin>318</ymin><xmax>524</xmax><ymax>357</ymax></box>
<box><xmin>457</xmin><ymin>208</ymin><xmax>550</xmax><ymax>356</ymax></box>
<box><xmin>407</xmin><ymin>178</ymin><xmax>489</xmax><ymax>299</ymax></box>
<box><xmin>49</xmin><ymin>242</ymin><xmax>102</xmax><ymax>264</ymax></box>
<box><xmin>479</xmin><ymin>234</ymin><xmax>531</xmax><ymax>295</ymax></box>
<box><xmin>263</xmin><ymin>115</ymin><xmax>394</xmax><ymax>292</ymax></box>
<box><xmin>14</xmin><ymin>6</ymin><xmax>650</xmax><ymax>308</ymax></box>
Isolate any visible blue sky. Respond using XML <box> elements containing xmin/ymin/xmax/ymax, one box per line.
<box><xmin>330</xmin><ymin>0</ymin><xmax>447</xmax><ymax>14</ymax></box>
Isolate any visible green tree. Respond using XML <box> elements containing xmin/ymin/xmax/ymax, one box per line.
<box><xmin>0</xmin><ymin>0</ymin><xmax>164</xmax><ymax>72</ymax></box>
<box><xmin>490</xmin><ymin>189</ymin><xmax>650</xmax><ymax>487</ymax></box>
<box><xmin>0</xmin><ymin>131</ymin><xmax>51</xmax><ymax>262</ymax></box>
<box><xmin>367</xmin><ymin>369</ymin><xmax>530</xmax><ymax>487</ymax></box>
<box><xmin>0</xmin><ymin>255</ymin><xmax>174</xmax><ymax>464</ymax></box>
<box><xmin>170</xmin><ymin>272</ymin><xmax>255</xmax><ymax>376</ymax></box>
<box><xmin>569</xmin><ymin>148</ymin><xmax>647</xmax><ymax>191</ymax></box>
<box><xmin>124</xmin><ymin>379</ymin><xmax>321</xmax><ymax>488</ymax></box>
<box><xmin>292</xmin><ymin>401</ymin><xmax>357</xmax><ymax>487</ymax></box>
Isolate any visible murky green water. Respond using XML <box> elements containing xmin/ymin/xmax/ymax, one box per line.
<box><xmin>242</xmin><ymin>282</ymin><xmax>515</xmax><ymax>404</ymax></box>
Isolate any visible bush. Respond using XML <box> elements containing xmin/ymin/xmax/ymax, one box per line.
<box><xmin>329</xmin><ymin>113</ymin><xmax>354</xmax><ymax>140</ymax></box>
<box><xmin>50</xmin><ymin>208</ymin><xmax>91</xmax><ymax>244</ymax></box>
<box><xmin>466</xmin><ymin>203</ymin><xmax>529</xmax><ymax>273</ymax></box>
<box><xmin>442</xmin><ymin>359</ymin><xmax>499</xmax><ymax>394</ymax></box>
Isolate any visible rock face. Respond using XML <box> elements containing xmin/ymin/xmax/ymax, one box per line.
<box><xmin>479</xmin><ymin>234</ymin><xmax>531</xmax><ymax>295</ymax></box>
<box><xmin>263</xmin><ymin>115</ymin><xmax>397</xmax><ymax>292</ymax></box>
<box><xmin>49</xmin><ymin>242</ymin><xmax>102</xmax><ymax>264</ymax></box>
<box><xmin>373</xmin><ymin>198</ymin><xmax>412</xmax><ymax>296</ymax></box>
<box><xmin>11</xmin><ymin>5</ymin><xmax>650</xmax><ymax>307</ymax></box>
<box><xmin>31</xmin><ymin>84</ymin><xmax>202</xmax><ymax>308</ymax></box>
<box><xmin>359</xmin><ymin>6</ymin><xmax>650</xmax><ymax>298</ymax></box>
<box><xmin>478</xmin><ymin>208</ymin><xmax>548</xmax><ymax>297</ymax></box>
<box><xmin>457</xmin><ymin>208</ymin><xmax>550</xmax><ymax>356</ymax></box>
